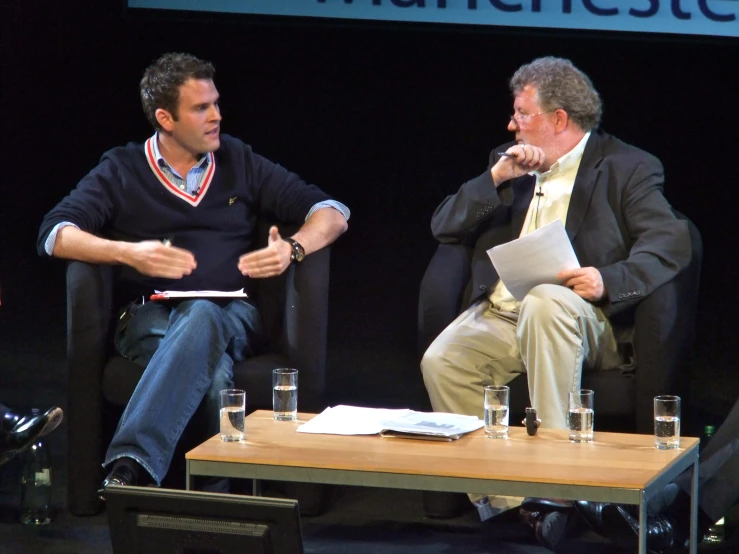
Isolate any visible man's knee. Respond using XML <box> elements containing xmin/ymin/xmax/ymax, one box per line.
<box><xmin>421</xmin><ymin>339</ymin><xmax>450</xmax><ymax>385</ymax></box>
<box><xmin>205</xmin><ymin>370</ymin><xmax>233</xmax><ymax>406</ymax></box>
<box><xmin>421</xmin><ymin>344</ymin><xmax>439</xmax><ymax>378</ymax></box>
<box><xmin>173</xmin><ymin>300</ymin><xmax>224</xmax><ymax>326</ymax></box>
<box><xmin>179</xmin><ymin>299</ymin><xmax>222</xmax><ymax>316</ymax></box>
<box><xmin>519</xmin><ymin>284</ymin><xmax>577</xmax><ymax>325</ymax></box>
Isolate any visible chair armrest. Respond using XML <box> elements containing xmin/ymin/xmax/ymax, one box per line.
<box><xmin>418</xmin><ymin>244</ymin><xmax>473</xmax><ymax>358</ymax></box>
<box><xmin>66</xmin><ymin>260</ymin><xmax>114</xmax><ymax>515</ymax></box>
<box><xmin>633</xmin><ymin>216</ymin><xmax>702</xmax><ymax>433</ymax></box>
<box><xmin>253</xmin><ymin>220</ymin><xmax>330</xmax><ymax>411</ymax></box>
<box><xmin>283</xmin><ymin>246</ymin><xmax>330</xmax><ymax>410</ymax></box>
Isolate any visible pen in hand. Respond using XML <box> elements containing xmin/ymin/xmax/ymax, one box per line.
<box><xmin>497</xmin><ymin>152</ymin><xmax>516</xmax><ymax>158</ymax></box>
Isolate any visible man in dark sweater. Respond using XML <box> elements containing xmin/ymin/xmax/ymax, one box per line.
<box><xmin>37</xmin><ymin>53</ymin><xmax>349</xmax><ymax>492</ymax></box>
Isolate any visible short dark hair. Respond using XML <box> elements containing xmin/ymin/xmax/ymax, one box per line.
<box><xmin>510</xmin><ymin>57</ymin><xmax>602</xmax><ymax>131</ymax></box>
<box><xmin>139</xmin><ymin>53</ymin><xmax>216</xmax><ymax>130</ymax></box>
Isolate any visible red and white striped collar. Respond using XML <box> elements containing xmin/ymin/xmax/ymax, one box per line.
<box><xmin>144</xmin><ymin>135</ymin><xmax>216</xmax><ymax>207</ymax></box>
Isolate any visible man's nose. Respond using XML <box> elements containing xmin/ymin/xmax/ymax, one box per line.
<box><xmin>507</xmin><ymin>118</ymin><xmax>518</xmax><ymax>132</ymax></box>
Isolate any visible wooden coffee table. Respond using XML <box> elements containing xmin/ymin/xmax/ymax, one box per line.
<box><xmin>186</xmin><ymin>410</ymin><xmax>700</xmax><ymax>553</ymax></box>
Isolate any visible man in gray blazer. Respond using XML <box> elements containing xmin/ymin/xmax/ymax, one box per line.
<box><xmin>421</xmin><ymin>57</ymin><xmax>691</xmax><ymax>522</ymax></box>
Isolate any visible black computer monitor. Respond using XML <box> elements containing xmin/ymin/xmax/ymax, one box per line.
<box><xmin>105</xmin><ymin>485</ymin><xmax>304</xmax><ymax>554</ymax></box>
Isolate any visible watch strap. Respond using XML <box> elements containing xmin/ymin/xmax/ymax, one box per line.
<box><xmin>285</xmin><ymin>237</ymin><xmax>305</xmax><ymax>264</ymax></box>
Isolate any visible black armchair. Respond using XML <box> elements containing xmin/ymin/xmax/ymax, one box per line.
<box><xmin>418</xmin><ymin>213</ymin><xmax>702</xmax><ymax>433</ymax></box>
<box><xmin>65</xmin><ymin>223</ymin><xmax>331</xmax><ymax>516</ymax></box>
<box><xmin>418</xmin><ymin>213</ymin><xmax>702</xmax><ymax>518</ymax></box>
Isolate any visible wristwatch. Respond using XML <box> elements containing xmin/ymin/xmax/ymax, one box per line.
<box><xmin>285</xmin><ymin>238</ymin><xmax>305</xmax><ymax>264</ymax></box>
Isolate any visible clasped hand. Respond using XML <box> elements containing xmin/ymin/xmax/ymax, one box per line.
<box><xmin>558</xmin><ymin>267</ymin><xmax>605</xmax><ymax>301</ymax></box>
<box><xmin>491</xmin><ymin>144</ymin><xmax>546</xmax><ymax>186</ymax></box>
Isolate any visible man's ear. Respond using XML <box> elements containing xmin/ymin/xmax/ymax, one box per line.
<box><xmin>554</xmin><ymin>108</ymin><xmax>569</xmax><ymax>133</ymax></box>
<box><xmin>155</xmin><ymin>108</ymin><xmax>175</xmax><ymax>132</ymax></box>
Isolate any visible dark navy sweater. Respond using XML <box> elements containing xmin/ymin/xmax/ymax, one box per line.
<box><xmin>38</xmin><ymin>134</ymin><xmax>332</xmax><ymax>301</ymax></box>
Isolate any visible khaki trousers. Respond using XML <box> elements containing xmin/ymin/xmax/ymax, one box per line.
<box><xmin>421</xmin><ymin>284</ymin><xmax>622</xmax><ymax>430</ymax></box>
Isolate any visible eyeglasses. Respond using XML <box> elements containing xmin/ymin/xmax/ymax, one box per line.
<box><xmin>509</xmin><ymin>111</ymin><xmax>551</xmax><ymax>124</ymax></box>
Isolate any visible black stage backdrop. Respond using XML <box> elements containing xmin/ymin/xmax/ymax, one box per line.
<box><xmin>2</xmin><ymin>1</ymin><xmax>737</xmax><ymax>416</ymax></box>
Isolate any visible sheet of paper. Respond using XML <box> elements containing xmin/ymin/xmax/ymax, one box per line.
<box><xmin>486</xmin><ymin>220</ymin><xmax>580</xmax><ymax>301</ymax></box>
<box><xmin>296</xmin><ymin>405</ymin><xmax>483</xmax><ymax>438</ymax></box>
<box><xmin>379</xmin><ymin>411</ymin><xmax>483</xmax><ymax>438</ymax></box>
<box><xmin>151</xmin><ymin>288</ymin><xmax>248</xmax><ymax>299</ymax></box>
<box><xmin>296</xmin><ymin>405</ymin><xmax>411</xmax><ymax>435</ymax></box>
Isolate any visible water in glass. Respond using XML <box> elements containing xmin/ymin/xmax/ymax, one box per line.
<box><xmin>273</xmin><ymin>385</ymin><xmax>298</xmax><ymax>421</ymax></box>
<box><xmin>484</xmin><ymin>404</ymin><xmax>509</xmax><ymax>438</ymax></box>
<box><xmin>568</xmin><ymin>407</ymin><xmax>594</xmax><ymax>442</ymax></box>
<box><xmin>219</xmin><ymin>406</ymin><xmax>245</xmax><ymax>441</ymax></box>
<box><xmin>654</xmin><ymin>415</ymin><xmax>680</xmax><ymax>449</ymax></box>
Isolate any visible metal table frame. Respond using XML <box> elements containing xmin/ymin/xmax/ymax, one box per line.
<box><xmin>187</xmin><ymin>442</ymin><xmax>699</xmax><ymax>554</ymax></box>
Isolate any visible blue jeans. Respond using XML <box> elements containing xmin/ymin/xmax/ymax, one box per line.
<box><xmin>104</xmin><ymin>299</ymin><xmax>262</xmax><ymax>485</ymax></box>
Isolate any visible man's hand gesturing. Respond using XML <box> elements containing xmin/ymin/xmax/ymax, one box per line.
<box><xmin>126</xmin><ymin>240</ymin><xmax>197</xmax><ymax>278</ymax></box>
<box><xmin>238</xmin><ymin>226</ymin><xmax>292</xmax><ymax>278</ymax></box>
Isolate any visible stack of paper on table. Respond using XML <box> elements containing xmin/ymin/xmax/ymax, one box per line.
<box><xmin>150</xmin><ymin>288</ymin><xmax>248</xmax><ymax>300</ymax></box>
<box><xmin>296</xmin><ymin>405</ymin><xmax>483</xmax><ymax>441</ymax></box>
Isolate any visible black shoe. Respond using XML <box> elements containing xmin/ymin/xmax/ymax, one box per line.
<box><xmin>520</xmin><ymin>498</ymin><xmax>574</xmax><ymax>550</ymax></box>
<box><xmin>99</xmin><ymin>462</ymin><xmax>140</xmax><ymax>500</ymax></box>
<box><xmin>0</xmin><ymin>406</ymin><xmax>63</xmax><ymax>464</ymax></box>
<box><xmin>3</xmin><ymin>406</ymin><xmax>62</xmax><ymax>434</ymax></box>
<box><xmin>38</xmin><ymin>406</ymin><xmax>64</xmax><ymax>437</ymax></box>
<box><xmin>573</xmin><ymin>500</ymin><xmax>611</xmax><ymax>533</ymax></box>
<box><xmin>600</xmin><ymin>503</ymin><xmax>684</xmax><ymax>554</ymax></box>
<box><xmin>520</xmin><ymin>508</ymin><xmax>571</xmax><ymax>550</ymax></box>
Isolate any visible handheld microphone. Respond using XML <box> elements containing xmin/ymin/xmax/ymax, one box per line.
<box><xmin>522</xmin><ymin>407</ymin><xmax>541</xmax><ymax>436</ymax></box>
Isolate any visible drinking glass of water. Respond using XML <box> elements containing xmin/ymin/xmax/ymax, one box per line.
<box><xmin>654</xmin><ymin>395</ymin><xmax>681</xmax><ymax>450</ymax></box>
<box><xmin>568</xmin><ymin>389</ymin><xmax>594</xmax><ymax>443</ymax></box>
<box><xmin>483</xmin><ymin>385</ymin><xmax>509</xmax><ymax>439</ymax></box>
<box><xmin>219</xmin><ymin>389</ymin><xmax>246</xmax><ymax>442</ymax></box>
<box><xmin>273</xmin><ymin>368</ymin><xmax>298</xmax><ymax>421</ymax></box>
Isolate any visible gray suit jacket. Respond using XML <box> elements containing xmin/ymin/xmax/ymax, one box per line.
<box><xmin>430</xmin><ymin>130</ymin><xmax>691</xmax><ymax>340</ymax></box>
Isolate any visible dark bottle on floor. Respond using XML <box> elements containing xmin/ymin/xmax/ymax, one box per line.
<box><xmin>701</xmin><ymin>425</ymin><xmax>725</xmax><ymax>543</ymax></box>
<box><xmin>19</xmin><ymin>410</ymin><xmax>52</xmax><ymax>525</ymax></box>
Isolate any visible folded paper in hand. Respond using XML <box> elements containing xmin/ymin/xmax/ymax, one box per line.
<box><xmin>486</xmin><ymin>220</ymin><xmax>580</xmax><ymax>301</ymax></box>
<box><xmin>296</xmin><ymin>405</ymin><xmax>483</xmax><ymax>441</ymax></box>
<box><xmin>150</xmin><ymin>288</ymin><xmax>248</xmax><ymax>300</ymax></box>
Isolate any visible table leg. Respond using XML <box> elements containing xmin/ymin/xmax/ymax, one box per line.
<box><xmin>639</xmin><ymin>493</ymin><xmax>647</xmax><ymax>554</ymax></box>
<box><xmin>690</xmin><ymin>456</ymin><xmax>699</xmax><ymax>554</ymax></box>
<box><xmin>252</xmin><ymin>479</ymin><xmax>262</xmax><ymax>496</ymax></box>
<box><xmin>186</xmin><ymin>461</ymin><xmax>192</xmax><ymax>491</ymax></box>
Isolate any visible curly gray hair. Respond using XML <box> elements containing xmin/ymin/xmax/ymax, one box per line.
<box><xmin>510</xmin><ymin>57</ymin><xmax>602</xmax><ymax>131</ymax></box>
